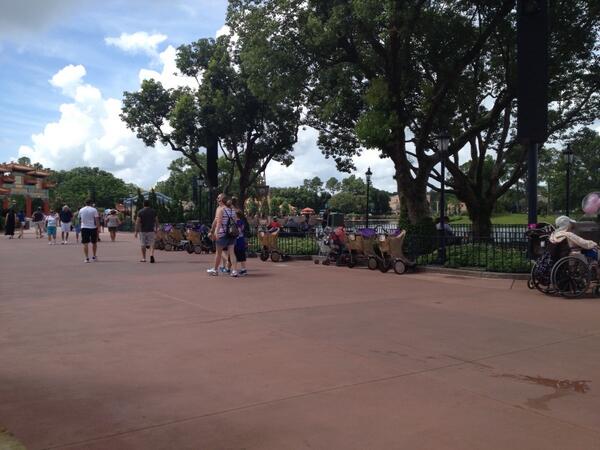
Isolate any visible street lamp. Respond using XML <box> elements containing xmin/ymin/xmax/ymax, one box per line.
<box><xmin>562</xmin><ymin>144</ymin><xmax>574</xmax><ymax>216</ymax></box>
<box><xmin>365</xmin><ymin>167</ymin><xmax>372</xmax><ymax>228</ymax></box>
<box><xmin>437</xmin><ymin>131</ymin><xmax>450</xmax><ymax>264</ymax></box>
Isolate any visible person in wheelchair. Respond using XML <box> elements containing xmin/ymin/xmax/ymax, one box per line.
<box><xmin>549</xmin><ymin>216</ymin><xmax>599</xmax><ymax>261</ymax></box>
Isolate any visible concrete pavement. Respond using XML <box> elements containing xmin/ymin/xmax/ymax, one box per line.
<box><xmin>1</xmin><ymin>230</ymin><xmax>600</xmax><ymax>449</ymax></box>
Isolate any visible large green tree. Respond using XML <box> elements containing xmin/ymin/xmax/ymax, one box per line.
<box><xmin>229</xmin><ymin>0</ymin><xmax>600</xmax><ymax>236</ymax></box>
<box><xmin>49</xmin><ymin>167</ymin><xmax>136</xmax><ymax>210</ymax></box>
<box><xmin>122</xmin><ymin>35</ymin><xmax>302</xmax><ymax>211</ymax></box>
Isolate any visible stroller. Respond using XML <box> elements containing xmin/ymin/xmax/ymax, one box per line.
<box><xmin>185</xmin><ymin>224</ymin><xmax>213</xmax><ymax>254</ymax></box>
<box><xmin>315</xmin><ymin>227</ymin><xmax>351</xmax><ymax>266</ymax></box>
<box><xmin>161</xmin><ymin>224</ymin><xmax>187</xmax><ymax>251</ymax></box>
<box><xmin>346</xmin><ymin>228</ymin><xmax>379</xmax><ymax>269</ymax></box>
<box><xmin>376</xmin><ymin>229</ymin><xmax>416</xmax><ymax>274</ymax></box>
<box><xmin>258</xmin><ymin>229</ymin><xmax>286</xmax><ymax>262</ymax></box>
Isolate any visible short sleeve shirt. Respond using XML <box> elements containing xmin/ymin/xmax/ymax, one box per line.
<box><xmin>79</xmin><ymin>206</ymin><xmax>99</xmax><ymax>229</ymax></box>
<box><xmin>138</xmin><ymin>207</ymin><xmax>157</xmax><ymax>233</ymax></box>
<box><xmin>59</xmin><ymin>210</ymin><xmax>73</xmax><ymax>223</ymax></box>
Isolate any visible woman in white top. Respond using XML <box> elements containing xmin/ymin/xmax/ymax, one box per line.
<box><xmin>106</xmin><ymin>210</ymin><xmax>121</xmax><ymax>242</ymax></box>
<box><xmin>207</xmin><ymin>193</ymin><xmax>238</xmax><ymax>277</ymax></box>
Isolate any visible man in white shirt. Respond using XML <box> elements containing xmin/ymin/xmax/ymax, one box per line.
<box><xmin>79</xmin><ymin>199</ymin><xmax>100</xmax><ymax>263</ymax></box>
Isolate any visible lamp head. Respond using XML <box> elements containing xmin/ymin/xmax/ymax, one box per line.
<box><xmin>437</xmin><ymin>131</ymin><xmax>450</xmax><ymax>154</ymax></box>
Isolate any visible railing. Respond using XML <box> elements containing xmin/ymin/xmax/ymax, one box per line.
<box><xmin>247</xmin><ymin>228</ymin><xmax>318</xmax><ymax>256</ymax></box>
<box><xmin>405</xmin><ymin>232</ymin><xmax>531</xmax><ymax>273</ymax></box>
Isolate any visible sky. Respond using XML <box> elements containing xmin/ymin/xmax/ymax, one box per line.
<box><xmin>0</xmin><ymin>0</ymin><xmax>397</xmax><ymax>192</ymax></box>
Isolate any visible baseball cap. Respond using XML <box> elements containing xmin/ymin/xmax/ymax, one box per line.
<box><xmin>555</xmin><ymin>215</ymin><xmax>576</xmax><ymax>230</ymax></box>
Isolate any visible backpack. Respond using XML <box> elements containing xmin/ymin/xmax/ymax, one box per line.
<box><xmin>224</xmin><ymin>209</ymin><xmax>239</xmax><ymax>239</ymax></box>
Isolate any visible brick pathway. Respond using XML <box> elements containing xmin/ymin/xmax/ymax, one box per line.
<box><xmin>1</xmin><ymin>230</ymin><xmax>600</xmax><ymax>449</ymax></box>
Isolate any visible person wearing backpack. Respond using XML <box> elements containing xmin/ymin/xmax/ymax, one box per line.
<box><xmin>207</xmin><ymin>193</ymin><xmax>238</xmax><ymax>277</ymax></box>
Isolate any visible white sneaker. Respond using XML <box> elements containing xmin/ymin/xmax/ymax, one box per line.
<box><xmin>230</xmin><ymin>271</ymin><xmax>239</xmax><ymax>277</ymax></box>
<box><xmin>48</xmin><ymin>242</ymin><xmax>52</xmax><ymax>245</ymax></box>
<box><xmin>84</xmin><ymin>258</ymin><xmax>90</xmax><ymax>263</ymax></box>
<box><xmin>207</xmin><ymin>268</ymin><xmax>218</xmax><ymax>276</ymax></box>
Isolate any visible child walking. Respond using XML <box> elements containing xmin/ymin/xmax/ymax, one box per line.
<box><xmin>234</xmin><ymin>210</ymin><xmax>248</xmax><ymax>276</ymax></box>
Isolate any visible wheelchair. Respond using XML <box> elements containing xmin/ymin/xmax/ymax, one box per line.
<box><xmin>528</xmin><ymin>223</ymin><xmax>600</xmax><ymax>298</ymax></box>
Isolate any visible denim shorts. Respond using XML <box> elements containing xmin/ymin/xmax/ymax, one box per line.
<box><xmin>216</xmin><ymin>236</ymin><xmax>235</xmax><ymax>248</ymax></box>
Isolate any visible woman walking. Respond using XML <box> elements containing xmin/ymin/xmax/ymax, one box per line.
<box><xmin>45</xmin><ymin>209</ymin><xmax>59</xmax><ymax>245</ymax></box>
<box><xmin>4</xmin><ymin>208</ymin><xmax>16</xmax><ymax>239</ymax></box>
<box><xmin>106</xmin><ymin>210</ymin><xmax>121</xmax><ymax>242</ymax></box>
<box><xmin>17</xmin><ymin>210</ymin><xmax>25</xmax><ymax>238</ymax></box>
<box><xmin>207</xmin><ymin>193</ymin><xmax>238</xmax><ymax>277</ymax></box>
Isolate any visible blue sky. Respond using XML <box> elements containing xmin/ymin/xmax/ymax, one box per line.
<box><xmin>0</xmin><ymin>0</ymin><xmax>405</xmax><ymax>191</ymax></box>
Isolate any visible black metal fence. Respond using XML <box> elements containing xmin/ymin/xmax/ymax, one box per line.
<box><xmin>244</xmin><ymin>224</ymin><xmax>531</xmax><ymax>272</ymax></box>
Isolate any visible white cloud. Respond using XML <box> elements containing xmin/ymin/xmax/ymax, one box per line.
<box><xmin>138</xmin><ymin>45</ymin><xmax>197</xmax><ymax>90</ymax></box>
<box><xmin>265</xmin><ymin>127</ymin><xmax>398</xmax><ymax>192</ymax></box>
<box><xmin>105</xmin><ymin>31</ymin><xmax>168</xmax><ymax>56</ymax></box>
<box><xmin>49</xmin><ymin>64</ymin><xmax>87</xmax><ymax>96</ymax></box>
<box><xmin>215</xmin><ymin>24</ymin><xmax>230</xmax><ymax>38</ymax></box>
<box><xmin>18</xmin><ymin>64</ymin><xmax>178</xmax><ymax>190</ymax></box>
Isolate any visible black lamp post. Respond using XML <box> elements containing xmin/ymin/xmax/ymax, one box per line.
<box><xmin>365</xmin><ymin>167</ymin><xmax>372</xmax><ymax>228</ymax></box>
<box><xmin>562</xmin><ymin>144</ymin><xmax>574</xmax><ymax>216</ymax></box>
<box><xmin>437</xmin><ymin>131</ymin><xmax>450</xmax><ymax>264</ymax></box>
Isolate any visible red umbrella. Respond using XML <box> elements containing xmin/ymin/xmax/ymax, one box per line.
<box><xmin>301</xmin><ymin>207</ymin><xmax>315</xmax><ymax>215</ymax></box>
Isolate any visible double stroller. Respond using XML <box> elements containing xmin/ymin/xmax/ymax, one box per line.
<box><xmin>316</xmin><ymin>227</ymin><xmax>351</xmax><ymax>266</ymax></box>
<box><xmin>155</xmin><ymin>224</ymin><xmax>186</xmax><ymax>251</ymax></box>
<box><xmin>184</xmin><ymin>224</ymin><xmax>213</xmax><ymax>254</ymax></box>
<box><xmin>346</xmin><ymin>228</ymin><xmax>414</xmax><ymax>274</ymax></box>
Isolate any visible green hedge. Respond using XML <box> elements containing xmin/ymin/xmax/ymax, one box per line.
<box><xmin>248</xmin><ymin>236</ymin><xmax>318</xmax><ymax>256</ymax></box>
<box><xmin>417</xmin><ymin>243</ymin><xmax>531</xmax><ymax>273</ymax></box>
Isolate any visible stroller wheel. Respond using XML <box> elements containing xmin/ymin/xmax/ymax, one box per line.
<box><xmin>378</xmin><ymin>259</ymin><xmax>390</xmax><ymax>273</ymax></box>
<box><xmin>593</xmin><ymin>286</ymin><xmax>600</xmax><ymax>298</ymax></box>
<box><xmin>347</xmin><ymin>254</ymin><xmax>356</xmax><ymax>268</ymax></box>
<box><xmin>322</xmin><ymin>259</ymin><xmax>330</xmax><ymax>266</ymax></box>
<box><xmin>271</xmin><ymin>251</ymin><xmax>282</xmax><ymax>263</ymax></box>
<box><xmin>186</xmin><ymin>243</ymin><xmax>194</xmax><ymax>254</ymax></box>
<box><xmin>367</xmin><ymin>257</ymin><xmax>378</xmax><ymax>271</ymax></box>
<box><xmin>164</xmin><ymin>243</ymin><xmax>173</xmax><ymax>251</ymax></box>
<box><xmin>193</xmin><ymin>245</ymin><xmax>203</xmax><ymax>254</ymax></box>
<box><xmin>527</xmin><ymin>278</ymin><xmax>535</xmax><ymax>290</ymax></box>
<box><xmin>393</xmin><ymin>260</ymin><xmax>406</xmax><ymax>275</ymax></box>
<box><xmin>260</xmin><ymin>251</ymin><xmax>269</xmax><ymax>262</ymax></box>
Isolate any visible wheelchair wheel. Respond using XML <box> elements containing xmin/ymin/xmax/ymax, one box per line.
<box><xmin>193</xmin><ymin>245</ymin><xmax>203</xmax><ymax>254</ymax></box>
<box><xmin>378</xmin><ymin>259</ymin><xmax>390</xmax><ymax>273</ymax></box>
<box><xmin>551</xmin><ymin>257</ymin><xmax>591</xmax><ymax>298</ymax></box>
<box><xmin>260</xmin><ymin>251</ymin><xmax>269</xmax><ymax>262</ymax></box>
<box><xmin>530</xmin><ymin>261</ymin><xmax>554</xmax><ymax>295</ymax></box>
<box><xmin>393</xmin><ymin>260</ymin><xmax>406</xmax><ymax>275</ymax></box>
<box><xmin>271</xmin><ymin>251</ymin><xmax>282</xmax><ymax>262</ymax></box>
<box><xmin>367</xmin><ymin>257</ymin><xmax>378</xmax><ymax>270</ymax></box>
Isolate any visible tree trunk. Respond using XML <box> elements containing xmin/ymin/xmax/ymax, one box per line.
<box><xmin>396</xmin><ymin>176</ymin><xmax>430</xmax><ymax>224</ymax></box>
<box><xmin>467</xmin><ymin>202</ymin><xmax>493</xmax><ymax>238</ymax></box>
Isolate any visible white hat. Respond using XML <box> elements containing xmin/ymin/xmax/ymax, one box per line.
<box><xmin>555</xmin><ymin>215</ymin><xmax>576</xmax><ymax>230</ymax></box>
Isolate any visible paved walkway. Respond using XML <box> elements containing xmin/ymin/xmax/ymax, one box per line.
<box><xmin>1</xmin><ymin>231</ymin><xmax>600</xmax><ymax>450</ymax></box>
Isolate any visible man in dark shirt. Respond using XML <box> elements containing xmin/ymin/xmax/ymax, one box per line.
<box><xmin>134</xmin><ymin>200</ymin><xmax>159</xmax><ymax>263</ymax></box>
<box><xmin>32</xmin><ymin>207</ymin><xmax>45</xmax><ymax>238</ymax></box>
<box><xmin>59</xmin><ymin>205</ymin><xmax>73</xmax><ymax>244</ymax></box>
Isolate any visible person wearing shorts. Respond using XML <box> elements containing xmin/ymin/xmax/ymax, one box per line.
<box><xmin>106</xmin><ymin>210</ymin><xmax>121</xmax><ymax>242</ymax></box>
<box><xmin>135</xmin><ymin>200</ymin><xmax>158</xmax><ymax>263</ymax></box>
<box><xmin>59</xmin><ymin>205</ymin><xmax>73</xmax><ymax>244</ymax></box>
<box><xmin>79</xmin><ymin>199</ymin><xmax>99</xmax><ymax>263</ymax></box>
<box><xmin>207</xmin><ymin>193</ymin><xmax>238</xmax><ymax>277</ymax></box>
<box><xmin>234</xmin><ymin>209</ymin><xmax>248</xmax><ymax>276</ymax></box>
<box><xmin>32</xmin><ymin>207</ymin><xmax>44</xmax><ymax>238</ymax></box>
<box><xmin>45</xmin><ymin>210</ymin><xmax>59</xmax><ymax>245</ymax></box>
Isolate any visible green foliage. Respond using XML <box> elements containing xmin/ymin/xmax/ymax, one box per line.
<box><xmin>122</xmin><ymin>34</ymin><xmax>302</xmax><ymax>209</ymax></box>
<box><xmin>417</xmin><ymin>244</ymin><xmax>531</xmax><ymax>274</ymax></box>
<box><xmin>329</xmin><ymin>192</ymin><xmax>366</xmax><ymax>215</ymax></box>
<box><xmin>49</xmin><ymin>167</ymin><xmax>136</xmax><ymax>210</ymax></box>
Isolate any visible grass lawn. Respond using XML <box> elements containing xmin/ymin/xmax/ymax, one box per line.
<box><xmin>449</xmin><ymin>213</ymin><xmax>557</xmax><ymax>225</ymax></box>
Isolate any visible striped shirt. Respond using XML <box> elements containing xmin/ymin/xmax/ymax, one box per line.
<box><xmin>218</xmin><ymin>207</ymin><xmax>236</xmax><ymax>238</ymax></box>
